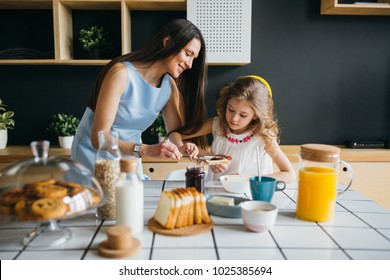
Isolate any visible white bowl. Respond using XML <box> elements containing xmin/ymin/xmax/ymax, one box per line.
<box><xmin>220</xmin><ymin>175</ymin><xmax>250</xmax><ymax>194</ymax></box>
<box><xmin>240</xmin><ymin>201</ymin><xmax>278</xmax><ymax>232</ymax></box>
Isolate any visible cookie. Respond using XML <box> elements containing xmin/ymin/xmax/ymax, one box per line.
<box><xmin>0</xmin><ymin>205</ymin><xmax>14</xmax><ymax>217</ymax></box>
<box><xmin>0</xmin><ymin>189</ymin><xmax>24</xmax><ymax>206</ymax></box>
<box><xmin>33</xmin><ymin>184</ymin><xmax>68</xmax><ymax>199</ymax></box>
<box><xmin>55</xmin><ymin>180</ymin><xmax>85</xmax><ymax>195</ymax></box>
<box><xmin>31</xmin><ymin>198</ymin><xmax>68</xmax><ymax>220</ymax></box>
<box><xmin>91</xmin><ymin>190</ymin><xmax>101</xmax><ymax>206</ymax></box>
<box><xmin>24</xmin><ymin>179</ymin><xmax>56</xmax><ymax>189</ymax></box>
<box><xmin>15</xmin><ymin>198</ymin><xmax>36</xmax><ymax>221</ymax></box>
<box><xmin>1</xmin><ymin>179</ymin><xmax>100</xmax><ymax>221</ymax></box>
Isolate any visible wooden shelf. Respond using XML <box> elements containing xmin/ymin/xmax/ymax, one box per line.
<box><xmin>0</xmin><ymin>0</ymin><xmax>53</xmax><ymax>9</ymax></box>
<box><xmin>0</xmin><ymin>0</ymin><xmax>186</xmax><ymax>65</ymax></box>
<box><xmin>321</xmin><ymin>0</ymin><xmax>390</xmax><ymax>15</ymax></box>
<box><xmin>124</xmin><ymin>0</ymin><xmax>186</xmax><ymax>11</ymax></box>
<box><xmin>0</xmin><ymin>0</ymin><xmax>249</xmax><ymax>66</ymax></box>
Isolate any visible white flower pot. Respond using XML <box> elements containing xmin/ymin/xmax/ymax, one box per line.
<box><xmin>58</xmin><ymin>136</ymin><xmax>74</xmax><ymax>149</ymax></box>
<box><xmin>0</xmin><ymin>129</ymin><xmax>7</xmax><ymax>149</ymax></box>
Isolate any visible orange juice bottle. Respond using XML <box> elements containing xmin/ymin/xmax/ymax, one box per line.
<box><xmin>296</xmin><ymin>144</ymin><xmax>353</xmax><ymax>222</ymax></box>
<box><xmin>296</xmin><ymin>166</ymin><xmax>337</xmax><ymax>221</ymax></box>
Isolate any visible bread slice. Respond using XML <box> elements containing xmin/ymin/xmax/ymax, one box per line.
<box><xmin>172</xmin><ymin>189</ymin><xmax>188</xmax><ymax>228</ymax></box>
<box><xmin>200</xmin><ymin>192</ymin><xmax>212</xmax><ymax>224</ymax></box>
<box><xmin>182</xmin><ymin>188</ymin><xmax>195</xmax><ymax>226</ymax></box>
<box><xmin>188</xmin><ymin>187</ymin><xmax>202</xmax><ymax>225</ymax></box>
<box><xmin>168</xmin><ymin>192</ymin><xmax>181</xmax><ymax>229</ymax></box>
<box><xmin>205</xmin><ymin>155</ymin><xmax>232</xmax><ymax>165</ymax></box>
<box><xmin>154</xmin><ymin>191</ymin><xmax>180</xmax><ymax>229</ymax></box>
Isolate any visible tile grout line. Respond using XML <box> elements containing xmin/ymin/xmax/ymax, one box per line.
<box><xmin>268</xmin><ymin>231</ymin><xmax>287</xmax><ymax>260</ymax></box>
<box><xmin>210</xmin><ymin>228</ymin><xmax>220</xmax><ymax>260</ymax></box>
<box><xmin>315</xmin><ymin>210</ymin><xmax>353</xmax><ymax>260</ymax></box>
<box><xmin>80</xmin><ymin>218</ymin><xmax>104</xmax><ymax>260</ymax></box>
<box><xmin>147</xmin><ymin>181</ymin><xmax>164</xmax><ymax>260</ymax></box>
<box><xmin>278</xmin><ymin>189</ymin><xmax>351</xmax><ymax>259</ymax></box>
<box><xmin>148</xmin><ymin>233</ymin><xmax>156</xmax><ymax>260</ymax></box>
<box><xmin>337</xmin><ymin>201</ymin><xmax>390</xmax><ymax>242</ymax></box>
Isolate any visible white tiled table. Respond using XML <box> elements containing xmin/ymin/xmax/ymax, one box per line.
<box><xmin>1</xmin><ymin>180</ymin><xmax>390</xmax><ymax>260</ymax></box>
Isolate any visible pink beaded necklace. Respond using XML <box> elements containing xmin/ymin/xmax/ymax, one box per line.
<box><xmin>223</xmin><ymin>129</ymin><xmax>254</xmax><ymax>144</ymax></box>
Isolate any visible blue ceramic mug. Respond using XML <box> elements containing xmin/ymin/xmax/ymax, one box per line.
<box><xmin>250</xmin><ymin>176</ymin><xmax>286</xmax><ymax>202</ymax></box>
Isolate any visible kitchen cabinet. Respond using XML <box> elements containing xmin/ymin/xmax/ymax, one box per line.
<box><xmin>321</xmin><ymin>0</ymin><xmax>390</xmax><ymax>15</ymax></box>
<box><xmin>0</xmin><ymin>0</ymin><xmax>186</xmax><ymax>65</ymax></box>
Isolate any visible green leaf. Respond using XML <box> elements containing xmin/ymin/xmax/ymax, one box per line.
<box><xmin>0</xmin><ymin>99</ymin><xmax>15</xmax><ymax>130</ymax></box>
<box><xmin>79</xmin><ymin>25</ymin><xmax>112</xmax><ymax>52</ymax></box>
<box><xmin>150</xmin><ymin>113</ymin><xmax>166</xmax><ymax>137</ymax></box>
<box><xmin>47</xmin><ymin>113</ymin><xmax>80</xmax><ymax>136</ymax></box>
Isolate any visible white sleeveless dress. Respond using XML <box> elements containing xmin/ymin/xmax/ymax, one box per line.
<box><xmin>207</xmin><ymin>117</ymin><xmax>273</xmax><ymax>181</ymax></box>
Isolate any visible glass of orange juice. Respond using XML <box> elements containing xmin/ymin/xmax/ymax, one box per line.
<box><xmin>296</xmin><ymin>144</ymin><xmax>353</xmax><ymax>222</ymax></box>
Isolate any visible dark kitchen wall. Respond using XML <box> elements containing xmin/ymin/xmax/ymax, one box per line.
<box><xmin>1</xmin><ymin>0</ymin><xmax>389</xmax><ymax>146</ymax></box>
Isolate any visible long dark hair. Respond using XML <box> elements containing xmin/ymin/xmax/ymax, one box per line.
<box><xmin>87</xmin><ymin>19</ymin><xmax>208</xmax><ymax>146</ymax></box>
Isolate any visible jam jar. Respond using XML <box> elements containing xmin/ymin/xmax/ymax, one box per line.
<box><xmin>185</xmin><ymin>166</ymin><xmax>205</xmax><ymax>193</ymax></box>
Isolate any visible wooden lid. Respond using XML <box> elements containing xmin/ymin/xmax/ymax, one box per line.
<box><xmin>300</xmin><ymin>144</ymin><xmax>340</xmax><ymax>163</ymax></box>
<box><xmin>98</xmin><ymin>225</ymin><xmax>141</xmax><ymax>258</ymax></box>
<box><xmin>98</xmin><ymin>239</ymin><xmax>140</xmax><ymax>259</ymax></box>
<box><xmin>120</xmin><ymin>158</ymin><xmax>137</xmax><ymax>173</ymax></box>
<box><xmin>106</xmin><ymin>225</ymin><xmax>132</xmax><ymax>250</ymax></box>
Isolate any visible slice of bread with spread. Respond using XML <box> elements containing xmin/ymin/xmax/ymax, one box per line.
<box><xmin>205</xmin><ymin>155</ymin><xmax>232</xmax><ymax>165</ymax></box>
<box><xmin>154</xmin><ymin>187</ymin><xmax>211</xmax><ymax>229</ymax></box>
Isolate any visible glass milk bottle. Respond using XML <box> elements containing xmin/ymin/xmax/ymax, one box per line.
<box><xmin>116</xmin><ymin>158</ymin><xmax>144</xmax><ymax>235</ymax></box>
<box><xmin>95</xmin><ymin>130</ymin><xmax>121</xmax><ymax>220</ymax></box>
<box><xmin>296</xmin><ymin>144</ymin><xmax>353</xmax><ymax>222</ymax></box>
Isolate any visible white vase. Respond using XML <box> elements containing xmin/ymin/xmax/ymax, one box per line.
<box><xmin>58</xmin><ymin>135</ymin><xmax>74</xmax><ymax>149</ymax></box>
<box><xmin>0</xmin><ymin>129</ymin><xmax>7</xmax><ymax>149</ymax></box>
<box><xmin>158</xmin><ymin>136</ymin><xmax>165</xmax><ymax>143</ymax></box>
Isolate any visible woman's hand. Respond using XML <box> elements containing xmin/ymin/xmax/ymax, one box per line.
<box><xmin>179</xmin><ymin>142</ymin><xmax>199</xmax><ymax>159</ymax></box>
<box><xmin>142</xmin><ymin>141</ymin><xmax>182</xmax><ymax>160</ymax></box>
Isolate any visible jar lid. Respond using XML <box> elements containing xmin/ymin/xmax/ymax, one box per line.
<box><xmin>120</xmin><ymin>158</ymin><xmax>137</xmax><ymax>173</ymax></box>
<box><xmin>300</xmin><ymin>144</ymin><xmax>340</xmax><ymax>163</ymax></box>
<box><xmin>186</xmin><ymin>166</ymin><xmax>204</xmax><ymax>172</ymax></box>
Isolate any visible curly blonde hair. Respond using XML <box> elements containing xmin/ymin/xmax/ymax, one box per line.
<box><xmin>216</xmin><ymin>76</ymin><xmax>279</xmax><ymax>150</ymax></box>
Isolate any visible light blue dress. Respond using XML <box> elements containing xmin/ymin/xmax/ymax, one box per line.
<box><xmin>71</xmin><ymin>61</ymin><xmax>172</xmax><ymax>176</ymax></box>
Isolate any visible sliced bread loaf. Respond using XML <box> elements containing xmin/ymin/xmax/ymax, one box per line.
<box><xmin>154</xmin><ymin>187</ymin><xmax>211</xmax><ymax>229</ymax></box>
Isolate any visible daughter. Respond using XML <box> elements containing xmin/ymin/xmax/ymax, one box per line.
<box><xmin>170</xmin><ymin>75</ymin><xmax>296</xmax><ymax>183</ymax></box>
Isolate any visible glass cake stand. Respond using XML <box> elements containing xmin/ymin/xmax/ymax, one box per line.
<box><xmin>0</xmin><ymin>140</ymin><xmax>103</xmax><ymax>248</ymax></box>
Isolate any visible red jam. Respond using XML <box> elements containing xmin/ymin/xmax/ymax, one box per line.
<box><xmin>185</xmin><ymin>166</ymin><xmax>205</xmax><ymax>193</ymax></box>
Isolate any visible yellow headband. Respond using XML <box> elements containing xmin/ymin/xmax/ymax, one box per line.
<box><xmin>246</xmin><ymin>75</ymin><xmax>272</xmax><ymax>98</ymax></box>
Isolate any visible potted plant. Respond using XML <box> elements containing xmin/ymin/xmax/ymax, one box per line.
<box><xmin>79</xmin><ymin>25</ymin><xmax>112</xmax><ymax>59</ymax></box>
<box><xmin>150</xmin><ymin>113</ymin><xmax>166</xmax><ymax>143</ymax></box>
<box><xmin>0</xmin><ymin>99</ymin><xmax>15</xmax><ymax>149</ymax></box>
<box><xmin>47</xmin><ymin>113</ymin><xmax>80</xmax><ymax>149</ymax></box>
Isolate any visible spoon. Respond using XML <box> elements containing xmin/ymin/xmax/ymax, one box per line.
<box><xmin>256</xmin><ymin>146</ymin><xmax>261</xmax><ymax>181</ymax></box>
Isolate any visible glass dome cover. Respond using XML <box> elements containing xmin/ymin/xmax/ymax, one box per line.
<box><xmin>0</xmin><ymin>141</ymin><xmax>103</xmax><ymax>222</ymax></box>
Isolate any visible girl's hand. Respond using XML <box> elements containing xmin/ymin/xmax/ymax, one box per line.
<box><xmin>179</xmin><ymin>143</ymin><xmax>199</xmax><ymax>159</ymax></box>
<box><xmin>210</xmin><ymin>164</ymin><xmax>229</xmax><ymax>173</ymax></box>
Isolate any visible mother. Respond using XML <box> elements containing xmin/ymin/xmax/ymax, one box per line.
<box><xmin>71</xmin><ymin>19</ymin><xmax>207</xmax><ymax>175</ymax></box>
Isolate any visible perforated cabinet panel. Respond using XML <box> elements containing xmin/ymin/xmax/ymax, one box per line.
<box><xmin>187</xmin><ymin>0</ymin><xmax>252</xmax><ymax>65</ymax></box>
